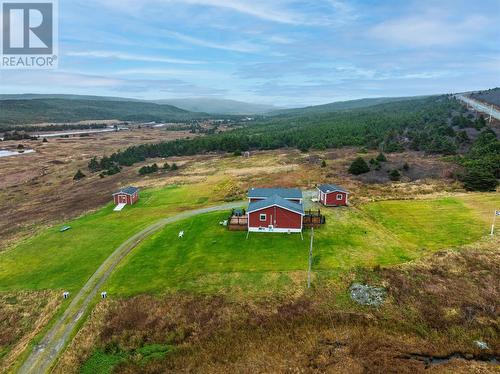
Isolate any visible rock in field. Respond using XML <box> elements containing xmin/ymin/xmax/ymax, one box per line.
<box><xmin>349</xmin><ymin>283</ymin><xmax>386</xmax><ymax>306</ymax></box>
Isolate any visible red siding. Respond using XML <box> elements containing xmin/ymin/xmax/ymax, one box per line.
<box><xmin>322</xmin><ymin>191</ymin><xmax>347</xmax><ymax>206</ymax></box>
<box><xmin>248</xmin><ymin>206</ymin><xmax>302</xmax><ymax>230</ymax></box>
<box><xmin>130</xmin><ymin>192</ymin><xmax>139</xmax><ymax>204</ymax></box>
<box><xmin>113</xmin><ymin>192</ymin><xmax>139</xmax><ymax>205</ymax></box>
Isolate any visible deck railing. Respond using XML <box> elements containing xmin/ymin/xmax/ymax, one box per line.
<box><xmin>227</xmin><ymin>210</ymin><xmax>248</xmax><ymax>231</ymax></box>
<box><xmin>226</xmin><ymin>208</ymin><xmax>325</xmax><ymax>230</ymax></box>
<box><xmin>303</xmin><ymin>209</ymin><xmax>325</xmax><ymax>227</ymax></box>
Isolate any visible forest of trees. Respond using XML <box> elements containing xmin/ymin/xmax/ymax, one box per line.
<box><xmin>88</xmin><ymin>96</ymin><xmax>498</xmax><ymax>191</ymax></box>
<box><xmin>459</xmin><ymin>128</ymin><xmax>499</xmax><ymax>191</ymax></box>
<box><xmin>0</xmin><ymin>98</ymin><xmax>209</xmax><ymax>125</ymax></box>
<box><xmin>0</xmin><ymin>123</ymin><xmax>108</xmax><ymax>133</ymax></box>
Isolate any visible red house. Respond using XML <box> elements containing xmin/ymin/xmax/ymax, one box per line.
<box><xmin>112</xmin><ymin>186</ymin><xmax>140</xmax><ymax>206</ymax></box>
<box><xmin>317</xmin><ymin>184</ymin><xmax>349</xmax><ymax>207</ymax></box>
<box><xmin>247</xmin><ymin>188</ymin><xmax>304</xmax><ymax>233</ymax></box>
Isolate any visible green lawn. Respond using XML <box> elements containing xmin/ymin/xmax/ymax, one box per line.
<box><xmin>362</xmin><ymin>197</ymin><xmax>487</xmax><ymax>250</ymax></box>
<box><xmin>106</xmin><ymin>196</ymin><xmax>492</xmax><ymax>297</ymax></box>
<box><xmin>1</xmin><ymin>189</ymin><xmax>495</xmax><ymax>295</ymax></box>
<box><xmin>0</xmin><ymin>185</ymin><xmax>222</xmax><ymax>292</ymax></box>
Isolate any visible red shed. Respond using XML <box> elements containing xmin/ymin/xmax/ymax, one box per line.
<box><xmin>317</xmin><ymin>184</ymin><xmax>349</xmax><ymax>207</ymax></box>
<box><xmin>112</xmin><ymin>186</ymin><xmax>140</xmax><ymax>206</ymax></box>
<box><xmin>247</xmin><ymin>193</ymin><xmax>304</xmax><ymax>233</ymax></box>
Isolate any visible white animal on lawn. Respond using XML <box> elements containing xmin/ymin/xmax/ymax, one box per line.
<box><xmin>178</xmin><ymin>230</ymin><xmax>184</xmax><ymax>238</ymax></box>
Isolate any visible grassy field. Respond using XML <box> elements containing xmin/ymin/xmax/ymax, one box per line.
<box><xmin>62</xmin><ymin>238</ymin><xmax>499</xmax><ymax>374</ymax></box>
<box><xmin>0</xmin><ymin>185</ymin><xmax>226</xmax><ymax>292</ymax></box>
<box><xmin>362</xmin><ymin>197</ymin><xmax>487</xmax><ymax>250</ymax></box>
<box><xmin>106</xmin><ymin>195</ymin><xmax>494</xmax><ymax>297</ymax></box>
<box><xmin>1</xmin><ymin>187</ymin><xmax>496</xmax><ymax>296</ymax></box>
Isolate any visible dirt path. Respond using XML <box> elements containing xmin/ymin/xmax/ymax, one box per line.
<box><xmin>18</xmin><ymin>201</ymin><xmax>244</xmax><ymax>374</ymax></box>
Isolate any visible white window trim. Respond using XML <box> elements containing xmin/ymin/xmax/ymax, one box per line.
<box><xmin>260</xmin><ymin>213</ymin><xmax>267</xmax><ymax>221</ymax></box>
<box><xmin>336</xmin><ymin>194</ymin><xmax>343</xmax><ymax>200</ymax></box>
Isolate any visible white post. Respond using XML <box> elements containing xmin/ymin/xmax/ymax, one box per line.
<box><xmin>491</xmin><ymin>210</ymin><xmax>498</xmax><ymax>236</ymax></box>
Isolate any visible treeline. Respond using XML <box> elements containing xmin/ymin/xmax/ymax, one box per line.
<box><xmin>139</xmin><ymin>162</ymin><xmax>178</xmax><ymax>175</ymax></box>
<box><xmin>0</xmin><ymin>123</ymin><xmax>108</xmax><ymax>133</ymax></box>
<box><xmin>0</xmin><ymin>98</ymin><xmax>210</xmax><ymax>125</ymax></box>
<box><xmin>90</xmin><ymin>96</ymin><xmax>460</xmax><ymax>170</ymax></box>
<box><xmin>88</xmin><ymin>96</ymin><xmax>498</xmax><ymax>190</ymax></box>
<box><xmin>2</xmin><ymin>131</ymin><xmax>38</xmax><ymax>141</ymax></box>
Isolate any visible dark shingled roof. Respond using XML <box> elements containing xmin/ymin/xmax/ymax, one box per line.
<box><xmin>317</xmin><ymin>184</ymin><xmax>349</xmax><ymax>194</ymax></box>
<box><xmin>113</xmin><ymin>186</ymin><xmax>139</xmax><ymax>196</ymax></box>
<box><xmin>248</xmin><ymin>188</ymin><xmax>303</xmax><ymax>200</ymax></box>
<box><xmin>248</xmin><ymin>195</ymin><xmax>304</xmax><ymax>215</ymax></box>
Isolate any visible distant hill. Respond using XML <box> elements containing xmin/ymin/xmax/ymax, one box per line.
<box><xmin>154</xmin><ymin>98</ymin><xmax>280</xmax><ymax>115</ymax></box>
<box><xmin>268</xmin><ymin>96</ymin><xmax>427</xmax><ymax>117</ymax></box>
<box><xmin>0</xmin><ymin>94</ymin><xmax>435</xmax><ymax>126</ymax></box>
<box><xmin>469</xmin><ymin>88</ymin><xmax>500</xmax><ymax>107</ymax></box>
<box><xmin>0</xmin><ymin>94</ymin><xmax>144</xmax><ymax>102</ymax></box>
<box><xmin>0</xmin><ymin>98</ymin><xmax>209</xmax><ymax>126</ymax></box>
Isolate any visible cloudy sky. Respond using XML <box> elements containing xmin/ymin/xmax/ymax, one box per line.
<box><xmin>1</xmin><ymin>0</ymin><xmax>499</xmax><ymax>106</ymax></box>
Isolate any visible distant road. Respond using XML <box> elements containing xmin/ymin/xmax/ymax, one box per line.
<box><xmin>18</xmin><ymin>201</ymin><xmax>244</xmax><ymax>374</ymax></box>
<box><xmin>455</xmin><ymin>94</ymin><xmax>500</xmax><ymax>120</ymax></box>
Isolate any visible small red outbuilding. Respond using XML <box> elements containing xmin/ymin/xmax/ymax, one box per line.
<box><xmin>317</xmin><ymin>184</ymin><xmax>349</xmax><ymax>207</ymax></box>
<box><xmin>112</xmin><ymin>186</ymin><xmax>140</xmax><ymax>206</ymax></box>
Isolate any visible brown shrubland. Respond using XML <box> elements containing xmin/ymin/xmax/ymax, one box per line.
<box><xmin>55</xmin><ymin>238</ymin><xmax>499</xmax><ymax>374</ymax></box>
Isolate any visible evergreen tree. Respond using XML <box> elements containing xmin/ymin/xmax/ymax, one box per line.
<box><xmin>461</xmin><ymin>169</ymin><xmax>498</xmax><ymax>191</ymax></box>
<box><xmin>349</xmin><ymin>157</ymin><xmax>370</xmax><ymax>175</ymax></box>
<box><xmin>389</xmin><ymin>169</ymin><xmax>401</xmax><ymax>181</ymax></box>
<box><xmin>376</xmin><ymin>153</ymin><xmax>387</xmax><ymax>162</ymax></box>
<box><xmin>456</xmin><ymin>131</ymin><xmax>469</xmax><ymax>144</ymax></box>
<box><xmin>88</xmin><ymin>157</ymin><xmax>101</xmax><ymax>172</ymax></box>
<box><xmin>73</xmin><ymin>169</ymin><xmax>86</xmax><ymax>180</ymax></box>
<box><xmin>475</xmin><ymin>114</ymin><xmax>487</xmax><ymax>129</ymax></box>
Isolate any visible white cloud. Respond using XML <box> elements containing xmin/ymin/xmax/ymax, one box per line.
<box><xmin>94</xmin><ymin>0</ymin><xmax>320</xmax><ymax>25</ymax></box>
<box><xmin>92</xmin><ymin>0</ymin><xmax>338</xmax><ymax>25</ymax></box>
<box><xmin>1</xmin><ymin>71</ymin><xmax>122</xmax><ymax>88</ymax></box>
<box><xmin>180</xmin><ymin>0</ymin><xmax>304</xmax><ymax>24</ymax></box>
<box><xmin>0</xmin><ymin>70</ymin><xmax>227</xmax><ymax>97</ymax></box>
<box><xmin>165</xmin><ymin>31</ymin><xmax>262</xmax><ymax>53</ymax></box>
<box><xmin>65</xmin><ymin>50</ymin><xmax>203</xmax><ymax>64</ymax></box>
<box><xmin>370</xmin><ymin>14</ymin><xmax>489</xmax><ymax>47</ymax></box>
<box><xmin>113</xmin><ymin>68</ymin><xmax>231</xmax><ymax>81</ymax></box>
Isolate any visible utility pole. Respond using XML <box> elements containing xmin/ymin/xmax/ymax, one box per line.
<box><xmin>307</xmin><ymin>227</ymin><xmax>314</xmax><ymax>288</ymax></box>
<box><xmin>491</xmin><ymin>210</ymin><xmax>499</xmax><ymax>236</ymax></box>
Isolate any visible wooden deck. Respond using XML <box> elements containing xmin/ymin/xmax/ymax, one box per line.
<box><xmin>227</xmin><ymin>209</ymin><xmax>325</xmax><ymax>231</ymax></box>
<box><xmin>228</xmin><ymin>215</ymin><xmax>248</xmax><ymax>231</ymax></box>
<box><xmin>303</xmin><ymin>209</ymin><xmax>326</xmax><ymax>228</ymax></box>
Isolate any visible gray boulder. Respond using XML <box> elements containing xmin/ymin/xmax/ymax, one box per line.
<box><xmin>349</xmin><ymin>283</ymin><xmax>386</xmax><ymax>306</ymax></box>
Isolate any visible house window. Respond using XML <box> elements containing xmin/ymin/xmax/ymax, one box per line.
<box><xmin>260</xmin><ymin>214</ymin><xmax>267</xmax><ymax>221</ymax></box>
<box><xmin>336</xmin><ymin>194</ymin><xmax>343</xmax><ymax>200</ymax></box>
